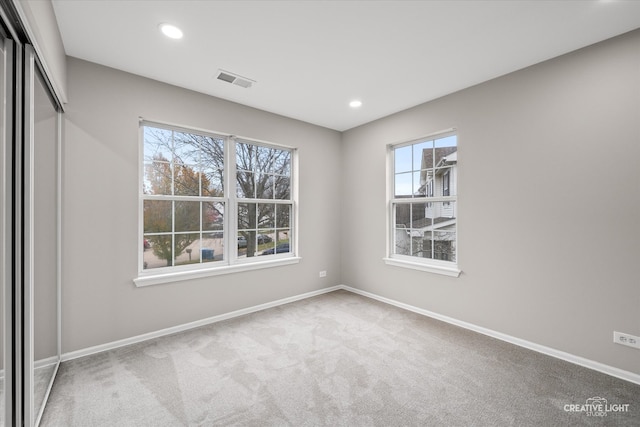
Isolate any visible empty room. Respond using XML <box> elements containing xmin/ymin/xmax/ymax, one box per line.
<box><xmin>1</xmin><ymin>0</ymin><xmax>639</xmax><ymax>426</ymax></box>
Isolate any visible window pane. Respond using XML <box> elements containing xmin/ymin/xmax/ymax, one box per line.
<box><xmin>394</xmin><ymin>204</ymin><xmax>410</xmax><ymax>228</ymax></box>
<box><xmin>174</xmin><ymin>233</ymin><xmax>200</xmax><ymax>266</ymax></box>
<box><xmin>274</xmin><ymin>175</ymin><xmax>291</xmax><ymax>200</ymax></box>
<box><xmin>412</xmin><ymin>171</ymin><xmax>423</xmax><ymax>196</ymax></box>
<box><xmin>174</xmin><ymin>163</ymin><xmax>200</xmax><ymax>196</ymax></box>
<box><xmin>257</xmin><ymin>229</ymin><xmax>274</xmax><ymax>249</ymax></box>
<box><xmin>175</xmin><ymin>201</ymin><xmax>200</xmax><ymax>232</ymax></box>
<box><xmin>258</xmin><ymin>203</ymin><xmax>275</xmax><ymax>229</ymax></box>
<box><xmin>435</xmin><ymin>166</ymin><xmax>455</xmax><ymax>197</ymax></box>
<box><xmin>201</xmin><ymin>233</ymin><xmax>223</xmax><ymax>263</ymax></box>
<box><xmin>394</xmin><ymin>172</ymin><xmax>412</xmax><ymax>197</ymax></box>
<box><xmin>434</xmin><ymin>136</ymin><xmax>457</xmax><ymax>168</ymax></box>
<box><xmin>143</xmin><ymin>234</ymin><xmax>172</xmax><ymax>268</ymax></box>
<box><xmin>236</xmin><ymin>142</ymin><xmax>253</xmax><ymax>171</ymax></box>
<box><xmin>202</xmin><ymin>167</ymin><xmax>224</xmax><ymax>197</ymax></box>
<box><xmin>201</xmin><ymin>137</ymin><xmax>225</xmax><ymax>196</ymax></box>
<box><xmin>202</xmin><ymin>202</ymin><xmax>224</xmax><ymax>232</ymax></box>
<box><xmin>434</xmin><ymin>230</ymin><xmax>456</xmax><ymax>262</ymax></box>
<box><xmin>277</xmin><ymin>229</ymin><xmax>290</xmax><ymax>244</ymax></box>
<box><xmin>173</xmin><ymin>131</ymin><xmax>201</xmax><ymax>165</ymax></box>
<box><xmin>395</xmin><ymin>145</ymin><xmax>412</xmax><ymax>173</ymax></box>
<box><xmin>436</xmin><ymin>200</ymin><xmax>456</xmax><ymax>221</ymax></box>
<box><xmin>422</xmin><ymin>169</ymin><xmax>435</xmax><ymax>198</ymax></box>
<box><xmin>255</xmin><ymin>145</ymin><xmax>275</xmax><ymax>174</ymax></box>
<box><xmin>412</xmin><ymin>229</ymin><xmax>428</xmax><ymax>258</ymax></box>
<box><xmin>395</xmin><ymin>228</ymin><xmax>410</xmax><ymax>256</ymax></box>
<box><xmin>144</xmin><ymin>161</ymin><xmax>172</xmax><ymax>195</ymax></box>
<box><xmin>236</xmin><ymin>170</ymin><xmax>255</xmax><ymax>198</ymax></box>
<box><xmin>238</xmin><ymin>203</ymin><xmax>257</xmax><ymax>230</ymax></box>
<box><xmin>256</xmin><ymin>173</ymin><xmax>274</xmax><ymax>199</ymax></box>
<box><xmin>413</xmin><ymin>140</ymin><xmax>431</xmax><ymax>170</ymax></box>
<box><xmin>274</xmin><ymin>150</ymin><xmax>291</xmax><ymax>175</ymax></box>
<box><xmin>276</xmin><ymin>204</ymin><xmax>291</xmax><ymax>228</ymax></box>
<box><xmin>409</xmin><ymin>202</ymin><xmax>430</xmax><ymax>229</ymax></box>
<box><xmin>237</xmin><ymin>231</ymin><xmax>256</xmax><ymax>258</ymax></box>
<box><xmin>259</xmin><ymin>230</ymin><xmax>290</xmax><ymax>256</ymax></box>
<box><xmin>143</xmin><ymin>127</ymin><xmax>172</xmax><ymax>163</ymax></box>
<box><xmin>434</xmin><ymin>134</ymin><xmax>457</xmax><ymax>149</ymax></box>
<box><xmin>144</xmin><ymin>200</ymin><xmax>172</xmax><ymax>233</ymax></box>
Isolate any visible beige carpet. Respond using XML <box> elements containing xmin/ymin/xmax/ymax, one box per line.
<box><xmin>40</xmin><ymin>290</ymin><xmax>639</xmax><ymax>426</ymax></box>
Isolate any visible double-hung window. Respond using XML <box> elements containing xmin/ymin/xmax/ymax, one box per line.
<box><xmin>138</xmin><ymin>121</ymin><xmax>296</xmax><ymax>285</ymax></box>
<box><xmin>385</xmin><ymin>131</ymin><xmax>460</xmax><ymax>277</ymax></box>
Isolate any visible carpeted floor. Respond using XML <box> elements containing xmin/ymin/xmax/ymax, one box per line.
<box><xmin>40</xmin><ymin>290</ymin><xmax>639</xmax><ymax>426</ymax></box>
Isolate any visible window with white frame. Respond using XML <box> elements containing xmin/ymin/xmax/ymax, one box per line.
<box><xmin>387</xmin><ymin>131</ymin><xmax>459</xmax><ymax>275</ymax></box>
<box><xmin>140</xmin><ymin>122</ymin><xmax>295</xmax><ymax>277</ymax></box>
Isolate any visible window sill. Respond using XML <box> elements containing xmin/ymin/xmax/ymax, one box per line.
<box><xmin>383</xmin><ymin>257</ymin><xmax>461</xmax><ymax>277</ymax></box>
<box><xmin>134</xmin><ymin>256</ymin><xmax>302</xmax><ymax>287</ymax></box>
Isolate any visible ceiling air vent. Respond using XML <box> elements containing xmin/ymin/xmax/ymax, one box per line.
<box><xmin>216</xmin><ymin>69</ymin><xmax>255</xmax><ymax>88</ymax></box>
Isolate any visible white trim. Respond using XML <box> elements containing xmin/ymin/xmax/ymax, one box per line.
<box><xmin>341</xmin><ymin>285</ymin><xmax>640</xmax><ymax>386</ymax></box>
<box><xmin>386</xmin><ymin>128</ymin><xmax>456</xmax><ymax>150</ymax></box>
<box><xmin>383</xmin><ymin>257</ymin><xmax>461</xmax><ymax>277</ymax></box>
<box><xmin>134</xmin><ymin>256</ymin><xmax>302</xmax><ymax>287</ymax></box>
<box><xmin>62</xmin><ymin>285</ymin><xmax>342</xmax><ymax>362</ymax></box>
<box><xmin>33</xmin><ymin>355</ymin><xmax>59</xmax><ymax>370</ymax></box>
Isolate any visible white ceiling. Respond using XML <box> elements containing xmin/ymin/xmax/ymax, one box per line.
<box><xmin>51</xmin><ymin>0</ymin><xmax>640</xmax><ymax>131</ymax></box>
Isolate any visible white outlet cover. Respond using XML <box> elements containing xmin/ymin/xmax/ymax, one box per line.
<box><xmin>613</xmin><ymin>331</ymin><xmax>640</xmax><ymax>349</ymax></box>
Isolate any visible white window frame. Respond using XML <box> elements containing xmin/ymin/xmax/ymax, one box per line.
<box><xmin>384</xmin><ymin>129</ymin><xmax>461</xmax><ymax>277</ymax></box>
<box><xmin>135</xmin><ymin>120</ymin><xmax>299</xmax><ymax>287</ymax></box>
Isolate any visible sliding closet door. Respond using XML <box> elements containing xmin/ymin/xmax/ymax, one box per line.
<box><xmin>0</xmin><ymin>35</ymin><xmax>14</xmax><ymax>427</ymax></box>
<box><xmin>23</xmin><ymin>45</ymin><xmax>60</xmax><ymax>427</ymax></box>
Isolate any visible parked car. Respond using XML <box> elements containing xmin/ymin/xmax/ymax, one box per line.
<box><xmin>261</xmin><ymin>243</ymin><xmax>289</xmax><ymax>255</ymax></box>
<box><xmin>257</xmin><ymin>234</ymin><xmax>272</xmax><ymax>244</ymax></box>
<box><xmin>238</xmin><ymin>236</ymin><xmax>247</xmax><ymax>248</ymax></box>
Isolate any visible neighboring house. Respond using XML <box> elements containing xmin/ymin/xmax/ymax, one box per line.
<box><xmin>396</xmin><ymin>147</ymin><xmax>457</xmax><ymax>261</ymax></box>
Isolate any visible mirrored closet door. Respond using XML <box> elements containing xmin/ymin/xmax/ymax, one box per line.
<box><xmin>0</xmin><ymin>2</ymin><xmax>63</xmax><ymax>423</ymax></box>
<box><xmin>24</xmin><ymin>45</ymin><xmax>61</xmax><ymax>427</ymax></box>
<box><xmin>0</xmin><ymin>33</ymin><xmax>14</xmax><ymax>427</ymax></box>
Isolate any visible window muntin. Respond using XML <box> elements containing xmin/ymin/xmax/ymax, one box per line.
<box><xmin>390</xmin><ymin>132</ymin><xmax>458</xmax><ymax>267</ymax></box>
<box><xmin>140</xmin><ymin>123</ymin><xmax>294</xmax><ymax>274</ymax></box>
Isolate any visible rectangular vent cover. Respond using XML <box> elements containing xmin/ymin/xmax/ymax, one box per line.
<box><xmin>216</xmin><ymin>69</ymin><xmax>255</xmax><ymax>88</ymax></box>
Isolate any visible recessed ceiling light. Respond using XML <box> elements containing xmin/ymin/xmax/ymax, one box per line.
<box><xmin>159</xmin><ymin>23</ymin><xmax>183</xmax><ymax>39</ymax></box>
<box><xmin>349</xmin><ymin>100</ymin><xmax>363</xmax><ymax>108</ymax></box>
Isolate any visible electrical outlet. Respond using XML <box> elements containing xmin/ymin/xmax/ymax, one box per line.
<box><xmin>613</xmin><ymin>331</ymin><xmax>640</xmax><ymax>349</ymax></box>
<box><xmin>319</xmin><ymin>270</ymin><xmax>327</xmax><ymax>278</ymax></box>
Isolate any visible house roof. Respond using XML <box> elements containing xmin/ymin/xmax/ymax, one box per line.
<box><xmin>421</xmin><ymin>147</ymin><xmax>458</xmax><ymax>170</ymax></box>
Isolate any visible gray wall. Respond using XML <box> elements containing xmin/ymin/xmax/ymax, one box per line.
<box><xmin>62</xmin><ymin>58</ymin><xmax>342</xmax><ymax>353</ymax></box>
<box><xmin>341</xmin><ymin>29</ymin><xmax>640</xmax><ymax>375</ymax></box>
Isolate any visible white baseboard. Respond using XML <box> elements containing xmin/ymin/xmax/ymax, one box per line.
<box><xmin>61</xmin><ymin>285</ymin><xmax>343</xmax><ymax>362</ymax></box>
<box><xmin>339</xmin><ymin>284</ymin><xmax>640</xmax><ymax>386</ymax></box>
<box><xmin>62</xmin><ymin>283</ymin><xmax>640</xmax><ymax>386</ymax></box>
<box><xmin>35</xmin><ymin>355</ymin><xmax>60</xmax><ymax>370</ymax></box>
